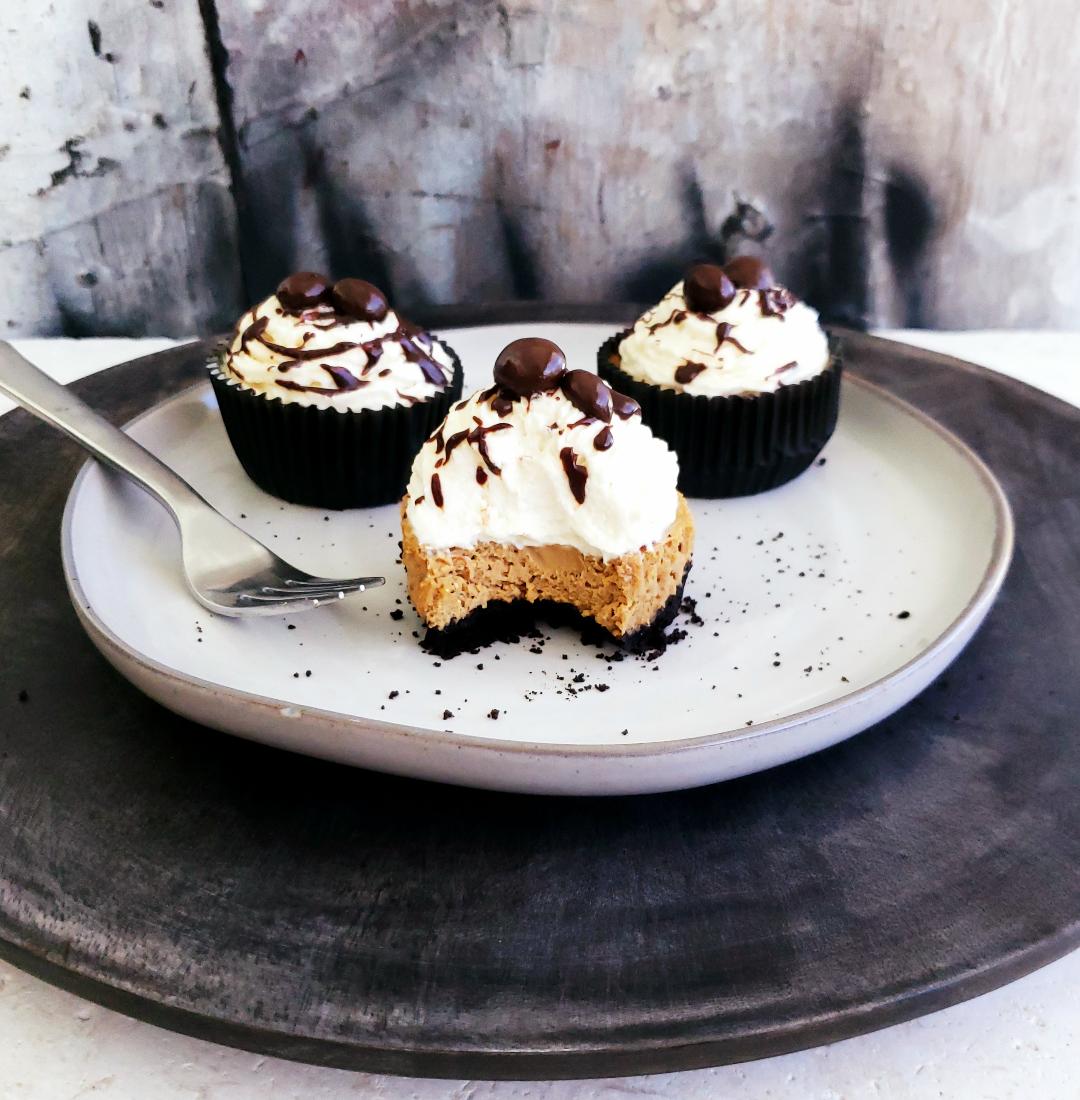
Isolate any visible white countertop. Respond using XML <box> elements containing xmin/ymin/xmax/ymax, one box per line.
<box><xmin>1</xmin><ymin>331</ymin><xmax>1078</xmax><ymax>1099</ymax></box>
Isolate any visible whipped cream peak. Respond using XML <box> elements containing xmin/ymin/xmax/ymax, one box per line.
<box><xmin>404</xmin><ymin>341</ymin><xmax>676</xmax><ymax>559</ymax></box>
<box><xmin>219</xmin><ymin>272</ymin><xmax>456</xmax><ymax>412</ymax></box>
<box><xmin>617</xmin><ymin>258</ymin><xmax>830</xmax><ymax>398</ymax></box>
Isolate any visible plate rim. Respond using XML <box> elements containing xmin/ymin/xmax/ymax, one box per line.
<box><xmin>60</xmin><ymin>327</ymin><xmax>1015</xmax><ymax>762</ymax></box>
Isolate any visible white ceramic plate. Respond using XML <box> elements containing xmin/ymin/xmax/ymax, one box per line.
<box><xmin>62</xmin><ymin>323</ymin><xmax>1012</xmax><ymax>795</ymax></box>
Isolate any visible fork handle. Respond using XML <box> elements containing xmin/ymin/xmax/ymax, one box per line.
<box><xmin>0</xmin><ymin>342</ymin><xmax>207</xmax><ymax>521</ymax></box>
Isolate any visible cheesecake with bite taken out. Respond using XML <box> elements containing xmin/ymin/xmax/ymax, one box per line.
<box><xmin>400</xmin><ymin>338</ymin><xmax>694</xmax><ymax>658</ymax></box>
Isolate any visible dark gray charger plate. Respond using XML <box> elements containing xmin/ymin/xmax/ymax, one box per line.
<box><xmin>1</xmin><ymin>309</ymin><xmax>1078</xmax><ymax>1080</ymax></box>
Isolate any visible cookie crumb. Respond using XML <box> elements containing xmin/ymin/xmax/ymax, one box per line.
<box><xmin>442</xmin><ymin>709</ymin><xmax>454</xmax><ymax>720</ymax></box>
<box><xmin>388</xmin><ymin>690</ymin><xmax>399</xmax><ymax>700</ymax></box>
<box><xmin>897</xmin><ymin>610</ymin><xmax>911</xmax><ymax>619</ymax></box>
<box><xmin>17</xmin><ymin>689</ymin><xmax>28</xmax><ymax>703</ymax></box>
<box><xmin>390</xmin><ymin>609</ymin><xmax>404</xmax><ymax>621</ymax></box>
<box><xmin>487</xmin><ymin>708</ymin><xmax>500</xmax><ymax>720</ymax></box>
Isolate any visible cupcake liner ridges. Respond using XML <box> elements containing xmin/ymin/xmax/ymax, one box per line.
<box><xmin>597</xmin><ymin>331</ymin><xmax>842</xmax><ymax>498</ymax></box>
<box><xmin>209</xmin><ymin>346</ymin><xmax>463</xmax><ymax>509</ymax></box>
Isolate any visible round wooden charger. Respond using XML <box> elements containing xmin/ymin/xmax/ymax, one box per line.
<box><xmin>1</xmin><ymin>310</ymin><xmax>1078</xmax><ymax>1080</ymax></box>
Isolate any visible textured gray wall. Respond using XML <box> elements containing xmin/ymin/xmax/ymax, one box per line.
<box><xmin>3</xmin><ymin>1</ymin><xmax>1079</xmax><ymax>335</ymax></box>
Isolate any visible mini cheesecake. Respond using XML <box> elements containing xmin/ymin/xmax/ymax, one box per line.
<box><xmin>211</xmin><ymin>272</ymin><xmax>462</xmax><ymax>508</ymax></box>
<box><xmin>401</xmin><ymin>338</ymin><xmax>694</xmax><ymax>658</ymax></box>
<box><xmin>599</xmin><ymin>257</ymin><xmax>841</xmax><ymax>498</ymax></box>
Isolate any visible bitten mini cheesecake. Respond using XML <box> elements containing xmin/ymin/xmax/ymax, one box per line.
<box><xmin>211</xmin><ymin>272</ymin><xmax>462</xmax><ymax>509</ymax></box>
<box><xmin>401</xmin><ymin>338</ymin><xmax>694</xmax><ymax>658</ymax></box>
<box><xmin>598</xmin><ymin>257</ymin><xmax>841</xmax><ymax>498</ymax></box>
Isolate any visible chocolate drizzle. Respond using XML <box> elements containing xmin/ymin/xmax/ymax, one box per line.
<box><xmin>559</xmin><ymin>447</ymin><xmax>588</xmax><ymax>504</ymax></box>
<box><xmin>675</xmin><ymin>362</ymin><xmax>706</xmax><ymax>385</ymax></box>
<box><xmin>262</xmin><ymin>338</ymin><xmax>361</xmax><ymax>360</ymax></box>
<box><xmin>226</xmin><ymin>272</ymin><xmax>452</xmax><ymax>394</ymax></box>
<box><xmin>275</xmin><ymin>362</ymin><xmax>370</xmax><ymax>395</ymax></box>
<box><xmin>471</xmin><ymin>424</ymin><xmax>509</xmax><ymax>475</ymax></box>
<box><xmin>400</xmin><ymin>334</ymin><xmax>447</xmax><ymax>386</ymax></box>
<box><xmin>646</xmin><ymin>308</ymin><xmax>688</xmax><ymax>334</ymax></box>
<box><xmin>239</xmin><ymin>315</ymin><xmax>269</xmax><ymax>349</ymax></box>
<box><xmin>436</xmin><ymin>420</ymin><xmax>511</xmax><ymax>476</ymax></box>
<box><xmin>431</xmin><ymin>472</ymin><xmax>444</xmax><ymax>508</ymax></box>
<box><xmin>322</xmin><ymin>364</ymin><xmax>365</xmax><ymax>391</ymax></box>
<box><xmin>418</xmin><ymin>338</ymin><xmax>644</xmax><ymax>512</ymax></box>
<box><xmin>715</xmin><ymin>321</ymin><xmax>751</xmax><ymax>354</ymax></box>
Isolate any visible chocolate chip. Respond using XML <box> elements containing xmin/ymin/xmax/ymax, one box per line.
<box><xmin>724</xmin><ymin>255</ymin><xmax>774</xmax><ymax>290</ymax></box>
<box><xmin>560</xmin><ymin>447</ymin><xmax>588</xmax><ymax>504</ymax></box>
<box><xmin>561</xmin><ymin>369</ymin><xmax>612</xmax><ymax>422</ymax></box>
<box><xmin>493</xmin><ymin>338</ymin><xmax>566</xmax><ymax>397</ymax></box>
<box><xmin>276</xmin><ymin>271</ymin><xmax>332</xmax><ymax>311</ymax></box>
<box><xmin>684</xmin><ymin>263</ymin><xmax>736</xmax><ymax>312</ymax></box>
<box><xmin>331</xmin><ymin>278</ymin><xmax>389</xmax><ymax>322</ymax></box>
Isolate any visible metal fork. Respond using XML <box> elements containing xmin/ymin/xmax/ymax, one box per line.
<box><xmin>0</xmin><ymin>342</ymin><xmax>383</xmax><ymax>617</ymax></box>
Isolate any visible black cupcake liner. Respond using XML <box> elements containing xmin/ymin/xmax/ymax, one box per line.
<box><xmin>209</xmin><ymin>344</ymin><xmax>463</xmax><ymax>509</ymax></box>
<box><xmin>597</xmin><ymin>330</ymin><xmax>842</xmax><ymax>498</ymax></box>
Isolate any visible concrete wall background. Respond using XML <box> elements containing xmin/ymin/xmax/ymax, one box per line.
<box><xmin>3</xmin><ymin>1</ymin><xmax>1078</xmax><ymax>336</ymax></box>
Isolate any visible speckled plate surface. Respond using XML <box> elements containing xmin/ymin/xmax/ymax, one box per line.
<box><xmin>61</xmin><ymin>322</ymin><xmax>1012</xmax><ymax>795</ymax></box>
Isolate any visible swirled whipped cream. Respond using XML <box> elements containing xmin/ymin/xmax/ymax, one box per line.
<box><xmin>404</xmin><ymin>339</ymin><xmax>680</xmax><ymax>560</ymax></box>
<box><xmin>219</xmin><ymin>272</ymin><xmax>456</xmax><ymax>412</ymax></box>
<box><xmin>617</xmin><ymin>258</ymin><xmax>830</xmax><ymax>397</ymax></box>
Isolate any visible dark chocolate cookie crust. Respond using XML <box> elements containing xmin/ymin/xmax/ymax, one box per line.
<box><xmin>421</xmin><ymin>562</ymin><xmax>692</xmax><ymax>659</ymax></box>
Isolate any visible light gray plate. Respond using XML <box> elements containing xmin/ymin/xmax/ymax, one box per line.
<box><xmin>62</xmin><ymin>323</ymin><xmax>1012</xmax><ymax>794</ymax></box>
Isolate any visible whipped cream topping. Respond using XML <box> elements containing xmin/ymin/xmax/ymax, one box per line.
<box><xmin>617</xmin><ymin>263</ymin><xmax>831</xmax><ymax>398</ymax></box>
<box><xmin>404</xmin><ymin>340</ymin><xmax>680</xmax><ymax>560</ymax></box>
<box><xmin>219</xmin><ymin>277</ymin><xmax>456</xmax><ymax>413</ymax></box>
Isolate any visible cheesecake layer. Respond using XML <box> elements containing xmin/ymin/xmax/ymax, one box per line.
<box><xmin>401</xmin><ymin>495</ymin><xmax>694</xmax><ymax>654</ymax></box>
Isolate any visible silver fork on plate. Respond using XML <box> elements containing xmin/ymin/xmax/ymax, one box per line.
<box><xmin>0</xmin><ymin>342</ymin><xmax>383</xmax><ymax>617</ymax></box>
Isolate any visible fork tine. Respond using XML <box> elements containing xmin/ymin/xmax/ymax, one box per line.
<box><xmin>224</xmin><ymin>580</ymin><xmax>377</xmax><ymax>606</ymax></box>
<box><xmin>258</xmin><ymin>579</ymin><xmax>381</xmax><ymax>598</ymax></box>
<box><xmin>231</xmin><ymin>591</ymin><xmax>348</xmax><ymax>605</ymax></box>
<box><xmin>276</xmin><ymin>576</ymin><xmax>384</xmax><ymax>593</ymax></box>
<box><xmin>245</xmin><ymin>591</ymin><xmax>347</xmax><ymax>604</ymax></box>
